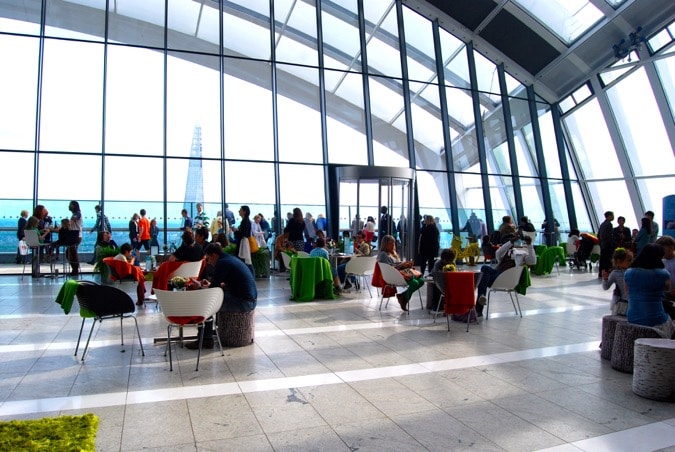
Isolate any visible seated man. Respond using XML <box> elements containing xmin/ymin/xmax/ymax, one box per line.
<box><xmin>169</xmin><ymin>230</ymin><xmax>203</xmax><ymax>263</ymax></box>
<box><xmin>113</xmin><ymin>243</ymin><xmax>147</xmax><ymax>306</ymax></box>
<box><xmin>310</xmin><ymin>238</ymin><xmax>342</xmax><ymax>294</ymax></box>
<box><xmin>187</xmin><ymin>242</ymin><xmax>258</xmax><ymax>349</ymax></box>
<box><xmin>475</xmin><ymin>234</ymin><xmax>536</xmax><ymax>317</ymax></box>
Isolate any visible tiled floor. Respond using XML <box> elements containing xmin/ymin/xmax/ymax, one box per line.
<box><xmin>0</xmin><ymin>262</ymin><xmax>674</xmax><ymax>451</ymax></box>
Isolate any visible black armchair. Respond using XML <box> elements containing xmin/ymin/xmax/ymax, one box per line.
<box><xmin>74</xmin><ymin>281</ymin><xmax>145</xmax><ymax>361</ymax></box>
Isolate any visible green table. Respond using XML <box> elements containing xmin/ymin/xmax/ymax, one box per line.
<box><xmin>532</xmin><ymin>246</ymin><xmax>566</xmax><ymax>275</ymax></box>
<box><xmin>290</xmin><ymin>256</ymin><xmax>336</xmax><ymax>301</ymax></box>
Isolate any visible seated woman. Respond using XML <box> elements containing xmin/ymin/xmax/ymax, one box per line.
<box><xmin>480</xmin><ymin>235</ymin><xmax>496</xmax><ymax>263</ymax></box>
<box><xmin>625</xmin><ymin>243</ymin><xmax>674</xmax><ymax>339</ymax></box>
<box><xmin>377</xmin><ymin>234</ymin><xmax>424</xmax><ymax>311</ymax></box>
<box><xmin>113</xmin><ymin>243</ymin><xmax>147</xmax><ymax>306</ymax></box>
<box><xmin>601</xmin><ymin>247</ymin><xmax>632</xmax><ymax>315</ymax></box>
<box><xmin>309</xmin><ymin>237</ymin><xmax>342</xmax><ymax>294</ymax></box>
<box><xmin>274</xmin><ymin>232</ymin><xmax>294</xmax><ymax>272</ymax></box>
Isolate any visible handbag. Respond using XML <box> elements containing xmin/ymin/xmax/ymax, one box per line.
<box><xmin>248</xmin><ymin>236</ymin><xmax>259</xmax><ymax>253</ymax></box>
<box><xmin>612</xmin><ymin>299</ymin><xmax>628</xmax><ymax>316</ymax></box>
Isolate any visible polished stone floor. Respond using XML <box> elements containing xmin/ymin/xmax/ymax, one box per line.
<box><xmin>0</xmin><ymin>262</ymin><xmax>674</xmax><ymax>451</ymax></box>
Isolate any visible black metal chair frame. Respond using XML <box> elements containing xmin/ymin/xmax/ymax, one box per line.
<box><xmin>74</xmin><ymin>281</ymin><xmax>145</xmax><ymax>362</ymax></box>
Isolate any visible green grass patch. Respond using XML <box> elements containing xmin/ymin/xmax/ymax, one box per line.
<box><xmin>0</xmin><ymin>413</ymin><xmax>99</xmax><ymax>451</ymax></box>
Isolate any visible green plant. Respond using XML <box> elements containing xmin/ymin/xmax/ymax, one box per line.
<box><xmin>93</xmin><ymin>246</ymin><xmax>119</xmax><ymax>281</ymax></box>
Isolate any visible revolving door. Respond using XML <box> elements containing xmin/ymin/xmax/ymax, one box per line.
<box><xmin>335</xmin><ymin>166</ymin><xmax>416</xmax><ymax>261</ymax></box>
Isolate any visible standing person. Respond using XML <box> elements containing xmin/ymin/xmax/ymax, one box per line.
<box><xmin>67</xmin><ymin>200</ymin><xmax>83</xmax><ymax>276</ymax></box>
<box><xmin>613</xmin><ymin>216</ymin><xmax>632</xmax><ymax>250</ymax></box>
<box><xmin>194</xmin><ymin>203</ymin><xmax>209</xmax><ymax>230</ymax></box>
<box><xmin>634</xmin><ymin>217</ymin><xmax>652</xmax><ymax>256</ymax></box>
<box><xmin>88</xmin><ymin>205</ymin><xmax>111</xmax><ymax>264</ymax></box>
<box><xmin>363</xmin><ymin>216</ymin><xmax>376</xmax><ymax>244</ymax></box>
<box><xmin>625</xmin><ymin>244</ymin><xmax>673</xmax><ymax>339</ymax></box>
<box><xmin>418</xmin><ymin>215</ymin><xmax>440</xmax><ymax>276</ymax></box>
<box><xmin>655</xmin><ymin>235</ymin><xmax>675</xmax><ymax>319</ymax></box>
<box><xmin>597</xmin><ymin>211</ymin><xmax>615</xmax><ymax>278</ymax></box>
<box><xmin>284</xmin><ymin>208</ymin><xmax>306</xmax><ymax>252</ymax></box>
<box><xmin>304</xmin><ymin>212</ymin><xmax>317</xmax><ymax>244</ymax></box>
<box><xmin>89</xmin><ymin>205</ymin><xmax>111</xmax><ymax>234</ymax></box>
<box><xmin>187</xmin><ymin>242</ymin><xmax>258</xmax><ymax>350</ymax></box>
<box><xmin>258</xmin><ymin>213</ymin><xmax>271</xmax><ymax>240</ymax></box>
<box><xmin>138</xmin><ymin>209</ymin><xmax>151</xmax><ymax>256</ymax></box>
<box><xmin>224</xmin><ymin>203</ymin><xmax>236</xmax><ymax>228</ymax></box>
<box><xmin>233</xmin><ymin>205</ymin><xmax>254</xmax><ymax>277</ymax></box>
<box><xmin>149</xmin><ymin>218</ymin><xmax>159</xmax><ymax>249</ymax></box>
<box><xmin>601</xmin><ymin>248</ymin><xmax>633</xmax><ymax>315</ymax></box>
<box><xmin>180</xmin><ymin>209</ymin><xmax>192</xmax><ymax>231</ymax></box>
<box><xmin>252</xmin><ymin>215</ymin><xmax>267</xmax><ymax>249</ymax></box>
<box><xmin>315</xmin><ymin>213</ymin><xmax>327</xmax><ymax>232</ymax></box>
<box><xmin>128</xmin><ymin>213</ymin><xmax>141</xmax><ymax>256</ymax></box>
<box><xmin>378</xmin><ymin>206</ymin><xmax>391</xmax><ymax>247</ymax></box>
<box><xmin>210</xmin><ymin>211</ymin><xmax>223</xmax><ymax>242</ymax></box>
<box><xmin>16</xmin><ymin>209</ymin><xmax>29</xmax><ymax>264</ymax></box>
<box><xmin>645</xmin><ymin>210</ymin><xmax>659</xmax><ymax>242</ymax></box>
<box><xmin>351</xmin><ymin>216</ymin><xmax>364</xmax><ymax>237</ymax></box>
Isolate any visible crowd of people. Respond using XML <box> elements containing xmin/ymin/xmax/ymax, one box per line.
<box><xmin>594</xmin><ymin>210</ymin><xmax>674</xmax><ymax>339</ymax></box>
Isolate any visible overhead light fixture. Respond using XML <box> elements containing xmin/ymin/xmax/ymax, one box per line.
<box><xmin>612</xmin><ymin>26</ymin><xmax>645</xmax><ymax>61</ymax></box>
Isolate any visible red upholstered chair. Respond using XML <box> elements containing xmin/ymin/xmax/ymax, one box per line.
<box><xmin>443</xmin><ymin>271</ymin><xmax>478</xmax><ymax>332</ymax></box>
<box><xmin>154</xmin><ymin>288</ymin><xmax>224</xmax><ymax>371</ymax></box>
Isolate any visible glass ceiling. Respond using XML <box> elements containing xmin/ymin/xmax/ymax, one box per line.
<box><xmin>511</xmin><ymin>0</ymin><xmax>604</xmax><ymax>45</ymax></box>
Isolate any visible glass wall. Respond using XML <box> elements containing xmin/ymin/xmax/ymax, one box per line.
<box><xmin>1</xmin><ymin>0</ymin><xmax>673</xmax><ymax>258</ymax></box>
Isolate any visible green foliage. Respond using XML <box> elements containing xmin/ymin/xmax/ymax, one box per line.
<box><xmin>0</xmin><ymin>413</ymin><xmax>99</xmax><ymax>451</ymax></box>
<box><xmin>93</xmin><ymin>246</ymin><xmax>119</xmax><ymax>281</ymax></box>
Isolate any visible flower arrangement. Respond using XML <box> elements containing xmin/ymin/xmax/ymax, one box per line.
<box><xmin>170</xmin><ymin>276</ymin><xmax>189</xmax><ymax>289</ymax></box>
<box><xmin>442</xmin><ymin>263</ymin><xmax>457</xmax><ymax>272</ymax></box>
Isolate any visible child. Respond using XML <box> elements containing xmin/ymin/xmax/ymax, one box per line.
<box><xmin>601</xmin><ymin>247</ymin><xmax>633</xmax><ymax>315</ymax></box>
<box><xmin>429</xmin><ymin>249</ymin><xmax>457</xmax><ymax>312</ymax></box>
<box><xmin>481</xmin><ymin>235</ymin><xmax>496</xmax><ymax>264</ymax></box>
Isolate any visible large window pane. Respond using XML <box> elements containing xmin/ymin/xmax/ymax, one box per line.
<box><xmin>607</xmin><ymin>68</ymin><xmax>675</xmax><ymax>177</ymax></box>
<box><xmin>275</xmin><ymin>0</ymin><xmax>318</xmax><ymax>66</ymax></box>
<box><xmin>105</xmin><ymin>155</ymin><xmax>164</xmax><ymax>204</ymax></box>
<box><xmin>38</xmin><ymin>153</ymin><xmax>102</xmax><ymax>210</ymax></box>
<box><xmin>167</xmin><ymin>53</ymin><xmax>221</xmax><ymax>159</ymax></box>
<box><xmin>321</xmin><ymin>0</ymin><xmax>360</xmax><ymax>72</ymax></box>
<box><xmin>587</xmin><ymin>180</ymin><xmax>636</xmax><ymax>230</ymax></box>
<box><xmin>40</xmin><ymin>39</ymin><xmax>103</xmax><ymax>153</ymax></box>
<box><xmin>418</xmin><ymin>170</ymin><xmax>453</xmax><ymax>248</ymax></box>
<box><xmin>279</xmin><ymin>163</ymin><xmax>326</xmax><ymax>218</ymax></box>
<box><xmin>654</xmin><ymin>55</ymin><xmax>675</xmax><ymax>123</ymax></box>
<box><xmin>411</xmin><ymin>81</ymin><xmax>445</xmax><ymax>170</ymax></box>
<box><xmin>168</xmin><ymin>0</ymin><xmax>219</xmax><ymax>53</ymax></box>
<box><xmin>223</xmin><ymin>1</ymin><xmax>271</xmax><ymax>60</ymax></box>
<box><xmin>364</xmin><ymin>1</ymin><xmax>400</xmax><ymax>78</ymax></box>
<box><xmin>637</xmin><ymin>176</ymin><xmax>675</xmax><ymax>229</ymax></box>
<box><xmin>455</xmin><ymin>171</ymin><xmax>486</xmax><ymax>229</ymax></box>
<box><xmin>109</xmin><ymin>0</ymin><xmax>165</xmax><ymax>48</ymax></box>
<box><xmin>46</xmin><ymin>0</ymin><xmax>105</xmax><ymax>41</ymax></box>
<box><xmin>0</xmin><ymin>35</ymin><xmax>38</xmax><ymax>151</ymax></box>
<box><xmin>537</xmin><ymin>106</ymin><xmax>563</xmax><ymax>179</ymax></box>
<box><xmin>223</xmin><ymin>59</ymin><xmax>273</xmax><ymax>161</ymax></box>
<box><xmin>277</xmin><ymin>64</ymin><xmax>322</xmax><ymax>163</ymax></box>
<box><xmin>0</xmin><ymin>152</ymin><xmax>34</xmax><ymax>199</ymax></box>
<box><xmin>372</xmin><ymin>75</ymin><xmax>408</xmax><ymax>167</ymax></box>
<box><xmin>564</xmin><ymin>99</ymin><xmax>621</xmax><ymax>179</ymax></box>
<box><xmin>224</xmin><ymin>161</ymin><xmax>275</xmax><ymax>227</ymax></box>
<box><xmin>105</xmin><ymin>46</ymin><xmax>164</xmax><ymax>156</ymax></box>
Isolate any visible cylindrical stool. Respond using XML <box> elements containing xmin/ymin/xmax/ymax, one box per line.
<box><xmin>632</xmin><ymin>338</ymin><xmax>675</xmax><ymax>402</ymax></box>
<box><xmin>601</xmin><ymin>315</ymin><xmax>627</xmax><ymax>360</ymax></box>
<box><xmin>217</xmin><ymin>310</ymin><xmax>255</xmax><ymax>347</ymax></box>
<box><xmin>611</xmin><ymin>322</ymin><xmax>662</xmax><ymax>373</ymax></box>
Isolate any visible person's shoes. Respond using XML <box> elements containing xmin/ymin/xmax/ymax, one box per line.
<box><xmin>354</xmin><ymin>280</ymin><xmax>360</xmax><ymax>290</ymax></box>
<box><xmin>185</xmin><ymin>338</ymin><xmax>213</xmax><ymax>350</ymax></box>
<box><xmin>477</xmin><ymin>312</ymin><xmax>483</xmax><ymax>318</ymax></box>
<box><xmin>396</xmin><ymin>293</ymin><xmax>408</xmax><ymax>311</ymax></box>
<box><xmin>477</xmin><ymin>295</ymin><xmax>487</xmax><ymax>306</ymax></box>
<box><xmin>343</xmin><ymin>280</ymin><xmax>353</xmax><ymax>290</ymax></box>
<box><xmin>135</xmin><ymin>300</ymin><xmax>144</xmax><ymax>306</ymax></box>
<box><xmin>334</xmin><ymin>286</ymin><xmax>342</xmax><ymax>295</ymax></box>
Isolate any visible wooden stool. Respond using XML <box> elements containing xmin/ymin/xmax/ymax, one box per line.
<box><xmin>632</xmin><ymin>338</ymin><xmax>675</xmax><ymax>401</ymax></box>
<box><xmin>601</xmin><ymin>315</ymin><xmax>627</xmax><ymax>360</ymax></box>
<box><xmin>217</xmin><ymin>311</ymin><xmax>255</xmax><ymax>347</ymax></box>
<box><xmin>610</xmin><ymin>322</ymin><xmax>662</xmax><ymax>373</ymax></box>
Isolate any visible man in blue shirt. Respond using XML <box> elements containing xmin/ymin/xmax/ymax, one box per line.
<box><xmin>186</xmin><ymin>242</ymin><xmax>257</xmax><ymax>349</ymax></box>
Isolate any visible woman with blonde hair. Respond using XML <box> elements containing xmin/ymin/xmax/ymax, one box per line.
<box><xmin>377</xmin><ymin>235</ymin><xmax>424</xmax><ymax>311</ymax></box>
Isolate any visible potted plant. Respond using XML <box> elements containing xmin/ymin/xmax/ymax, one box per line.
<box><xmin>93</xmin><ymin>246</ymin><xmax>120</xmax><ymax>283</ymax></box>
<box><xmin>170</xmin><ymin>276</ymin><xmax>189</xmax><ymax>290</ymax></box>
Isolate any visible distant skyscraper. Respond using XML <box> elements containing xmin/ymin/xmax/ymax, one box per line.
<box><xmin>183</xmin><ymin>125</ymin><xmax>204</xmax><ymax>215</ymax></box>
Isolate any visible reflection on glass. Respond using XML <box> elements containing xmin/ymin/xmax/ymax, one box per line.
<box><xmin>46</xmin><ymin>0</ymin><xmax>105</xmax><ymax>40</ymax></box>
<box><xmin>364</xmin><ymin>1</ymin><xmax>400</xmax><ymax>78</ymax></box>
<box><xmin>275</xmin><ymin>0</ymin><xmax>317</xmax><ymax>66</ymax></box>
<box><xmin>654</xmin><ymin>57</ymin><xmax>675</xmax><ymax>123</ymax></box>
<box><xmin>586</xmin><ymin>180</ymin><xmax>635</xmax><ymax>229</ymax></box>
<box><xmin>321</xmin><ymin>0</ymin><xmax>360</xmax><ymax>72</ymax></box>
<box><xmin>223</xmin><ymin>1</ymin><xmax>270</xmax><ymax>60</ymax></box>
